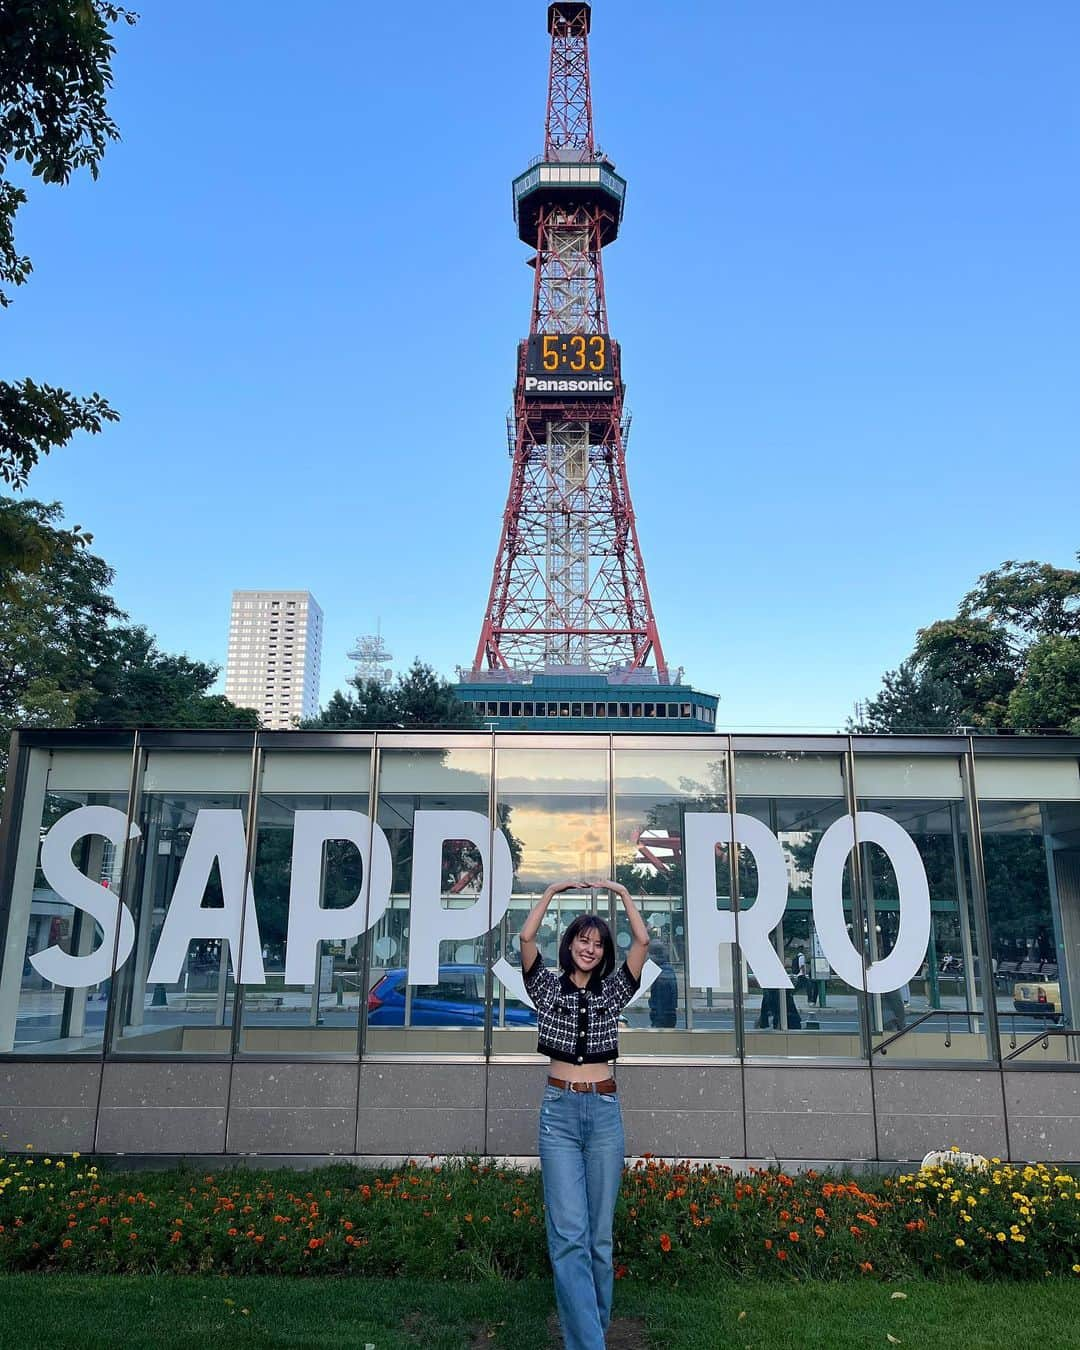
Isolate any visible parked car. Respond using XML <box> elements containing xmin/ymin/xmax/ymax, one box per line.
<box><xmin>1013</xmin><ymin>979</ymin><xmax>1062</xmax><ymax>1020</ymax></box>
<box><xmin>366</xmin><ymin>964</ymin><xmax>536</xmax><ymax>1027</ymax></box>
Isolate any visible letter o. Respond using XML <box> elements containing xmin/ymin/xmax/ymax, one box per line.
<box><xmin>811</xmin><ymin>812</ymin><xmax>931</xmax><ymax>994</ymax></box>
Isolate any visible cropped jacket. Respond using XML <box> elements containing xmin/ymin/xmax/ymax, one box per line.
<box><xmin>523</xmin><ymin>953</ymin><xmax>641</xmax><ymax>1065</ymax></box>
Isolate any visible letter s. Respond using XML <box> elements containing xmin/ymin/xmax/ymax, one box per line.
<box><xmin>30</xmin><ymin>806</ymin><xmax>139</xmax><ymax>988</ymax></box>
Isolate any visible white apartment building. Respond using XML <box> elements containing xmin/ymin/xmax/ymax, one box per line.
<box><xmin>224</xmin><ymin>591</ymin><xmax>323</xmax><ymax>729</ymax></box>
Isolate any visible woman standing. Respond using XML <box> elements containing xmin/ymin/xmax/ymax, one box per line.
<box><xmin>520</xmin><ymin>878</ymin><xmax>650</xmax><ymax>1350</ymax></box>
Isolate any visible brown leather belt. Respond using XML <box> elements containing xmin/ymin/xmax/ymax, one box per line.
<box><xmin>547</xmin><ymin>1075</ymin><xmax>617</xmax><ymax>1094</ymax></box>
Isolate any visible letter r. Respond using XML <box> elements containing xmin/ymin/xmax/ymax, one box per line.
<box><xmin>684</xmin><ymin>812</ymin><xmax>792</xmax><ymax>990</ymax></box>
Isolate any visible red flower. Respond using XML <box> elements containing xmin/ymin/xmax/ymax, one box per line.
<box><xmin>777</xmin><ymin>1249</ymin><xmax>788</xmax><ymax>1261</ymax></box>
<box><xmin>659</xmin><ymin>1233</ymin><xmax>672</xmax><ymax>1252</ymax></box>
<box><xmin>308</xmin><ymin>1237</ymin><xmax>324</xmax><ymax>1250</ymax></box>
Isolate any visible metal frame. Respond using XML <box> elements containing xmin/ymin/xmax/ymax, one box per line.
<box><xmin>0</xmin><ymin>728</ymin><xmax>1077</xmax><ymax>1080</ymax></box>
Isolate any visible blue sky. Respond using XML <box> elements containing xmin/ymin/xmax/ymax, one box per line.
<box><xmin>6</xmin><ymin>1</ymin><xmax>1078</xmax><ymax>729</ymax></box>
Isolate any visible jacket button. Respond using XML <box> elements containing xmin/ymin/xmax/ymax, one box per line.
<box><xmin>576</xmin><ymin>1056</ymin><xmax>584</xmax><ymax>1064</ymax></box>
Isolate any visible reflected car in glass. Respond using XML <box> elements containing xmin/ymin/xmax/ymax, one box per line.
<box><xmin>1012</xmin><ymin>980</ymin><xmax>1061</xmax><ymax>1020</ymax></box>
<box><xmin>366</xmin><ymin>964</ymin><xmax>536</xmax><ymax>1027</ymax></box>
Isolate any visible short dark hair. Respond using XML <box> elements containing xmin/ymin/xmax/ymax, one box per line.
<box><xmin>559</xmin><ymin>915</ymin><xmax>616</xmax><ymax>980</ymax></box>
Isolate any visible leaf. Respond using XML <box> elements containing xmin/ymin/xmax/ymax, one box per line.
<box><xmin>887</xmin><ymin>1337</ymin><xmax>901</xmax><ymax>1345</ymax></box>
<box><xmin>890</xmin><ymin>1292</ymin><xmax>908</xmax><ymax>1300</ymax></box>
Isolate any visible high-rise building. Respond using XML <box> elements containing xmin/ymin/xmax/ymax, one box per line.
<box><xmin>224</xmin><ymin>590</ymin><xmax>323</xmax><ymax>729</ymax></box>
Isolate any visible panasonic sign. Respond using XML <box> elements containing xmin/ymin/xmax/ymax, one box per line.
<box><xmin>523</xmin><ymin>374</ymin><xmax>617</xmax><ymax>396</ymax></box>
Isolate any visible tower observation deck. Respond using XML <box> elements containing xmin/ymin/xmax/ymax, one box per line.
<box><xmin>459</xmin><ymin>2</ymin><xmax>717</xmax><ymax>733</ymax></box>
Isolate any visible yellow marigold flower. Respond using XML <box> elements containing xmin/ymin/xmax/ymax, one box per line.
<box><xmin>1012</xmin><ymin>1234</ymin><xmax>1026</xmax><ymax>1243</ymax></box>
<box><xmin>1072</xmin><ymin>1264</ymin><xmax>1080</xmax><ymax>1275</ymax></box>
<box><xmin>961</xmin><ymin>1214</ymin><xmax>972</xmax><ymax>1223</ymax></box>
<box><xmin>955</xmin><ymin>1238</ymin><xmax>965</xmax><ymax>1247</ymax></box>
<box><xmin>996</xmin><ymin>1232</ymin><xmax>1006</xmax><ymax>1242</ymax></box>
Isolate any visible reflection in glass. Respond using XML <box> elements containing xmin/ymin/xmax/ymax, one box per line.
<box><xmin>735</xmin><ymin>753</ymin><xmax>859</xmax><ymax>1058</ymax></box>
<box><xmin>980</xmin><ymin>796</ymin><xmax>1080</xmax><ymax>1063</ymax></box>
<box><xmin>239</xmin><ymin>778</ymin><xmax>369</xmax><ymax>1054</ymax></box>
<box><xmin>853</xmin><ymin>755</ymin><xmax>987</xmax><ymax>1061</ymax></box>
<box><xmin>613</xmin><ymin>749</ymin><xmax>731</xmax><ymax>1053</ymax></box>
<box><xmin>365</xmin><ymin>748</ymin><xmax>491</xmax><ymax>1054</ymax></box>
<box><xmin>0</xmin><ymin>777</ymin><xmax>128</xmax><ymax>1055</ymax></box>
<box><xmin>493</xmin><ymin>749</ymin><xmax>608</xmax><ymax>1051</ymax></box>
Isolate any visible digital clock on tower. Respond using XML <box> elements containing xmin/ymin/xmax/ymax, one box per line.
<box><xmin>525</xmin><ymin>332</ymin><xmax>615</xmax><ymax>376</ymax></box>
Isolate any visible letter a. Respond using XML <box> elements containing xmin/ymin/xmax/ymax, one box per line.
<box><xmin>147</xmin><ymin>809</ymin><xmax>265</xmax><ymax>985</ymax></box>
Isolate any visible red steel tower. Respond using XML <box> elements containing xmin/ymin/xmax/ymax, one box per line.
<box><xmin>472</xmin><ymin>2</ymin><xmax>668</xmax><ymax>681</ymax></box>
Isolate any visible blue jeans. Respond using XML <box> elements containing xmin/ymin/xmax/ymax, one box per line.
<box><xmin>538</xmin><ymin>1085</ymin><xmax>625</xmax><ymax>1350</ymax></box>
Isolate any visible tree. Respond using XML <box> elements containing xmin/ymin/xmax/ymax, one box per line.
<box><xmin>305</xmin><ymin>660</ymin><xmax>481</xmax><ymax>730</ymax></box>
<box><xmin>0</xmin><ymin>499</ymin><xmax>256</xmax><ymax>783</ymax></box>
<box><xmin>1</xmin><ymin>2</ymin><xmax>137</xmax><ymax>575</ymax></box>
<box><xmin>80</xmin><ymin>624</ymin><xmax>260</xmax><ymax>729</ymax></box>
<box><xmin>853</xmin><ymin>555</ymin><xmax>1080</xmax><ymax>734</ymax></box>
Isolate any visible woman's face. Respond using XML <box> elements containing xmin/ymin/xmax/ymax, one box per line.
<box><xmin>570</xmin><ymin>925</ymin><xmax>605</xmax><ymax>974</ymax></box>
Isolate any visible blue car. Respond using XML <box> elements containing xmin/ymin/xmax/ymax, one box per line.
<box><xmin>366</xmin><ymin>963</ymin><xmax>536</xmax><ymax>1027</ymax></box>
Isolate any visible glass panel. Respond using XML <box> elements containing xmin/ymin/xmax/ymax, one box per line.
<box><xmin>976</xmin><ymin>756</ymin><xmax>1080</xmax><ymax>1064</ymax></box>
<box><xmin>853</xmin><ymin>755</ymin><xmax>989</xmax><ymax>1062</ymax></box>
<box><xmin>492</xmin><ymin>748</ymin><xmax>609</xmax><ymax>1053</ymax></box>
<box><xmin>735</xmin><ymin>752</ymin><xmax>860</xmax><ymax>1059</ymax></box>
<box><xmin>0</xmin><ymin>749</ymin><xmax>130</xmax><ymax>1055</ymax></box>
<box><xmin>239</xmin><ymin>750</ymin><xmax>371</xmax><ymax>1054</ymax></box>
<box><xmin>613</xmin><ymin>749</ymin><xmax>732</xmax><ymax>1055</ymax></box>
<box><xmin>111</xmin><ymin>753</ymin><xmax>252</xmax><ymax>1054</ymax></box>
<box><xmin>364</xmin><ymin>748</ymin><xmax>492</xmax><ymax>1055</ymax></box>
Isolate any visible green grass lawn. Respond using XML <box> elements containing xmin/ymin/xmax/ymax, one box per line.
<box><xmin>0</xmin><ymin>1274</ymin><xmax>1076</xmax><ymax>1349</ymax></box>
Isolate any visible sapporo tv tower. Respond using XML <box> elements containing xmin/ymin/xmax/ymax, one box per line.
<box><xmin>457</xmin><ymin>2</ymin><xmax>717</xmax><ymax>732</ymax></box>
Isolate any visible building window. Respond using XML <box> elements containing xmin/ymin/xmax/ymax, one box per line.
<box><xmin>534</xmin><ymin>703</ymin><xmax>546</xmax><ymax>717</ymax></box>
<box><xmin>548</xmin><ymin>703</ymin><xmax>559</xmax><ymax>716</ymax></box>
<box><xmin>583</xmin><ymin>703</ymin><xmax>594</xmax><ymax>716</ymax></box>
<box><xmin>645</xmin><ymin>703</ymin><xmax>655</xmax><ymax>716</ymax></box>
<box><xmin>681</xmin><ymin>704</ymin><xmax>691</xmax><ymax>718</ymax></box>
<box><xmin>619</xmin><ymin>703</ymin><xmax>630</xmax><ymax>718</ymax></box>
<box><xmin>523</xmin><ymin>702</ymin><xmax>534</xmax><ymax>716</ymax></box>
<box><xmin>511</xmin><ymin>702</ymin><xmax>522</xmax><ymax>717</ymax></box>
<box><xmin>571</xmin><ymin>703</ymin><xmax>582</xmax><ymax>717</ymax></box>
<box><xmin>631</xmin><ymin>703</ymin><xmax>642</xmax><ymax>718</ymax></box>
<box><xmin>559</xmin><ymin>703</ymin><xmax>570</xmax><ymax>717</ymax></box>
<box><xmin>656</xmin><ymin>704</ymin><xmax>667</xmax><ymax>718</ymax></box>
<box><xmin>595</xmin><ymin>703</ymin><xmax>606</xmax><ymax>718</ymax></box>
<box><xmin>499</xmin><ymin>702</ymin><xmax>510</xmax><ymax>716</ymax></box>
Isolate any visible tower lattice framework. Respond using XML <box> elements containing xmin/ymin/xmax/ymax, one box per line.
<box><xmin>472</xmin><ymin>2</ymin><xmax>667</xmax><ymax>680</ymax></box>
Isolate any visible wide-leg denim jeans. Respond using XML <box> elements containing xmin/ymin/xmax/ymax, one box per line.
<box><xmin>538</xmin><ymin>1085</ymin><xmax>625</xmax><ymax>1350</ymax></box>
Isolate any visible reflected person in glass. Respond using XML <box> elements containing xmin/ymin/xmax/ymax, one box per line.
<box><xmin>520</xmin><ymin>879</ymin><xmax>649</xmax><ymax>1350</ymax></box>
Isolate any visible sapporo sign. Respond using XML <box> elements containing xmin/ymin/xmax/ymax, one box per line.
<box><xmin>25</xmin><ymin>807</ymin><xmax>931</xmax><ymax>1003</ymax></box>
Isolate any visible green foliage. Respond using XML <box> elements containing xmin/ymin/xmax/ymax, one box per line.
<box><xmin>79</xmin><ymin>624</ymin><xmax>259</xmax><ymax>730</ymax></box>
<box><xmin>854</xmin><ymin>556</ymin><xmax>1080</xmax><ymax>734</ymax></box>
<box><xmin>307</xmin><ymin>659</ymin><xmax>481</xmax><ymax>730</ymax></box>
<box><xmin>1006</xmin><ymin>635</ymin><xmax>1080</xmax><ymax>735</ymax></box>
<box><xmin>0</xmin><ymin>2</ymin><xmax>137</xmax><ymax>575</ymax></box>
<box><xmin>0</xmin><ymin>499</ymin><xmax>257</xmax><ymax>782</ymax></box>
<box><xmin>1</xmin><ymin>1154</ymin><xmax>1078</xmax><ymax>1285</ymax></box>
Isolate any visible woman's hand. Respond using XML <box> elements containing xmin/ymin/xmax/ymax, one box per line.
<box><xmin>581</xmin><ymin>878</ymin><xmax>630</xmax><ymax>897</ymax></box>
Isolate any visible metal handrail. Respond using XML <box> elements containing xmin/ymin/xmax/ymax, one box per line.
<box><xmin>872</xmin><ymin>1006</ymin><xmax>985</xmax><ymax>1056</ymax></box>
<box><xmin>1003</xmin><ymin>1026</ymin><xmax>1080</xmax><ymax>1062</ymax></box>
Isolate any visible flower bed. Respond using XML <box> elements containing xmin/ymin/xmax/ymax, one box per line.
<box><xmin>1</xmin><ymin>1149</ymin><xmax>1078</xmax><ymax>1282</ymax></box>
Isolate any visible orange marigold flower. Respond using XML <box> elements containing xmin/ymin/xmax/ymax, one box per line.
<box><xmin>659</xmin><ymin>1233</ymin><xmax>672</xmax><ymax>1252</ymax></box>
<box><xmin>815</xmin><ymin>1207</ymin><xmax>826</xmax><ymax>1219</ymax></box>
<box><xmin>764</xmin><ymin>1239</ymin><xmax>773</xmax><ymax>1250</ymax></box>
<box><xmin>307</xmin><ymin>1238</ymin><xmax>324</xmax><ymax>1250</ymax></box>
<box><xmin>814</xmin><ymin>1225</ymin><xmax>826</xmax><ymax>1238</ymax></box>
<box><xmin>859</xmin><ymin>1261</ymin><xmax>873</xmax><ymax>1273</ymax></box>
<box><xmin>777</xmin><ymin>1249</ymin><xmax>788</xmax><ymax>1261</ymax></box>
<box><xmin>227</xmin><ymin>1227</ymin><xmax>238</xmax><ymax>1236</ymax></box>
<box><xmin>61</xmin><ymin>1239</ymin><xmax>73</xmax><ymax>1249</ymax></box>
<box><xmin>850</xmin><ymin>1225</ymin><xmax>862</xmax><ymax>1237</ymax></box>
<box><xmin>789</xmin><ymin>1232</ymin><xmax>799</xmax><ymax>1242</ymax></box>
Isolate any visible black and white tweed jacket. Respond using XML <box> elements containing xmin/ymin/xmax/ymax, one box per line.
<box><xmin>522</xmin><ymin>953</ymin><xmax>641</xmax><ymax>1065</ymax></box>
